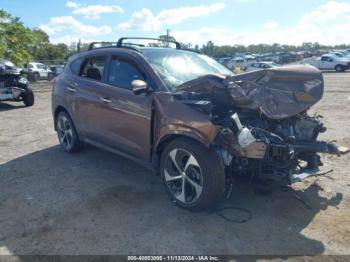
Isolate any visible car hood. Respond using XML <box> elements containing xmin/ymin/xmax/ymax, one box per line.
<box><xmin>0</xmin><ymin>61</ymin><xmax>21</xmax><ymax>76</ymax></box>
<box><xmin>177</xmin><ymin>65</ymin><xmax>324</xmax><ymax>119</ymax></box>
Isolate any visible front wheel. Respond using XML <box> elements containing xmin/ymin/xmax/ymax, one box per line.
<box><xmin>47</xmin><ymin>73</ymin><xmax>54</xmax><ymax>81</ymax></box>
<box><xmin>160</xmin><ymin>138</ymin><xmax>225</xmax><ymax>211</ymax></box>
<box><xmin>23</xmin><ymin>87</ymin><xmax>34</xmax><ymax>107</ymax></box>
<box><xmin>335</xmin><ymin>65</ymin><xmax>344</xmax><ymax>72</ymax></box>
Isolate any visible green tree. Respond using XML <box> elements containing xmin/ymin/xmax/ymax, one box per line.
<box><xmin>201</xmin><ymin>41</ymin><xmax>215</xmax><ymax>56</ymax></box>
<box><xmin>0</xmin><ymin>9</ymin><xmax>70</xmax><ymax>65</ymax></box>
<box><xmin>0</xmin><ymin>9</ymin><xmax>33</xmax><ymax>65</ymax></box>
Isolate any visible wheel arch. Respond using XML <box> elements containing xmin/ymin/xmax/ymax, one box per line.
<box><xmin>152</xmin><ymin>132</ymin><xmax>212</xmax><ymax>174</ymax></box>
<box><xmin>53</xmin><ymin>106</ymin><xmax>68</xmax><ymax>131</ymax></box>
<box><xmin>335</xmin><ymin>64</ymin><xmax>345</xmax><ymax>71</ymax></box>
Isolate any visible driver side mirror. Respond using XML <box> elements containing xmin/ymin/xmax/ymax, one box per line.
<box><xmin>131</xmin><ymin>80</ymin><xmax>151</xmax><ymax>95</ymax></box>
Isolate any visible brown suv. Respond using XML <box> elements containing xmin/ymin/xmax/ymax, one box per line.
<box><xmin>52</xmin><ymin>38</ymin><xmax>341</xmax><ymax>211</ymax></box>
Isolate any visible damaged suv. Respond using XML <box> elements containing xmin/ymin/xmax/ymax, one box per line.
<box><xmin>0</xmin><ymin>59</ymin><xmax>34</xmax><ymax>107</ymax></box>
<box><xmin>52</xmin><ymin>38</ymin><xmax>342</xmax><ymax>211</ymax></box>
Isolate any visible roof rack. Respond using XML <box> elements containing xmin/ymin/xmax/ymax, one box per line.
<box><xmin>117</xmin><ymin>37</ymin><xmax>181</xmax><ymax>49</ymax></box>
<box><xmin>87</xmin><ymin>38</ymin><xmax>188</xmax><ymax>52</ymax></box>
<box><xmin>88</xmin><ymin>42</ymin><xmax>118</xmax><ymax>50</ymax></box>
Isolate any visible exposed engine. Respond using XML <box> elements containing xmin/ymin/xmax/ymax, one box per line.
<box><xmin>213</xmin><ymin>109</ymin><xmax>337</xmax><ymax>182</ymax></box>
<box><xmin>0</xmin><ymin>74</ymin><xmax>28</xmax><ymax>101</ymax></box>
<box><xmin>173</xmin><ymin>66</ymin><xmax>342</xmax><ymax>184</ymax></box>
<box><xmin>0</xmin><ymin>59</ymin><xmax>32</xmax><ymax>104</ymax></box>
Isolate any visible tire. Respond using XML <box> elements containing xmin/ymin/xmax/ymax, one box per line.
<box><xmin>47</xmin><ymin>73</ymin><xmax>54</xmax><ymax>81</ymax></box>
<box><xmin>335</xmin><ymin>65</ymin><xmax>344</xmax><ymax>72</ymax></box>
<box><xmin>56</xmin><ymin>111</ymin><xmax>83</xmax><ymax>153</ymax></box>
<box><xmin>23</xmin><ymin>87</ymin><xmax>34</xmax><ymax>107</ymax></box>
<box><xmin>34</xmin><ymin>73</ymin><xmax>40</xmax><ymax>82</ymax></box>
<box><xmin>27</xmin><ymin>73</ymin><xmax>35</xmax><ymax>82</ymax></box>
<box><xmin>160</xmin><ymin>138</ymin><xmax>225</xmax><ymax>211</ymax></box>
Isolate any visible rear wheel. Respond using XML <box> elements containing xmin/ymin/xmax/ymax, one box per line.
<box><xmin>23</xmin><ymin>87</ymin><xmax>34</xmax><ymax>107</ymax></box>
<box><xmin>56</xmin><ymin>111</ymin><xmax>82</xmax><ymax>153</ymax></box>
<box><xmin>47</xmin><ymin>73</ymin><xmax>54</xmax><ymax>81</ymax></box>
<box><xmin>160</xmin><ymin>138</ymin><xmax>225</xmax><ymax>211</ymax></box>
<box><xmin>33</xmin><ymin>72</ymin><xmax>40</xmax><ymax>82</ymax></box>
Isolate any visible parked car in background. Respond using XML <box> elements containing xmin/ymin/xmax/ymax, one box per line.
<box><xmin>330</xmin><ymin>51</ymin><xmax>350</xmax><ymax>59</ymax></box>
<box><xmin>0</xmin><ymin>59</ymin><xmax>34</xmax><ymax>106</ymax></box>
<box><xmin>244</xmin><ymin>54</ymin><xmax>256</xmax><ymax>66</ymax></box>
<box><xmin>303</xmin><ymin>54</ymin><xmax>350</xmax><ymax>72</ymax></box>
<box><xmin>24</xmin><ymin>62</ymin><xmax>54</xmax><ymax>82</ymax></box>
<box><xmin>216</xmin><ymin>57</ymin><xmax>232</xmax><ymax>69</ymax></box>
<box><xmin>258</xmin><ymin>53</ymin><xmax>280</xmax><ymax>63</ymax></box>
<box><xmin>246</xmin><ymin>61</ymin><xmax>280</xmax><ymax>72</ymax></box>
<box><xmin>227</xmin><ymin>57</ymin><xmax>247</xmax><ymax>70</ymax></box>
<box><xmin>50</xmin><ymin>65</ymin><xmax>65</xmax><ymax>77</ymax></box>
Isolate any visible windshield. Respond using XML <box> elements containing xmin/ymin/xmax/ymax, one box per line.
<box><xmin>142</xmin><ymin>49</ymin><xmax>234</xmax><ymax>91</ymax></box>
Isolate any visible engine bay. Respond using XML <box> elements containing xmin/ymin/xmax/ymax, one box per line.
<box><xmin>172</xmin><ymin>68</ymin><xmax>344</xmax><ymax>184</ymax></box>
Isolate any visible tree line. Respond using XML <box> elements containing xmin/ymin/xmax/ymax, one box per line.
<box><xmin>0</xmin><ymin>9</ymin><xmax>71</xmax><ymax>65</ymax></box>
<box><xmin>1</xmin><ymin>9</ymin><xmax>349</xmax><ymax>66</ymax></box>
<box><xmin>199</xmin><ymin>41</ymin><xmax>350</xmax><ymax>58</ymax></box>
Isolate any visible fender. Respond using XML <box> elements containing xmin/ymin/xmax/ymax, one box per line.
<box><xmin>152</xmin><ymin>92</ymin><xmax>218</xmax><ymax>152</ymax></box>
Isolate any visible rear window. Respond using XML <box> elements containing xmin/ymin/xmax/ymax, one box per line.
<box><xmin>37</xmin><ymin>64</ymin><xmax>46</xmax><ymax>69</ymax></box>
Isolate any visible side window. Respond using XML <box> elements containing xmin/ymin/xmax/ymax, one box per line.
<box><xmin>70</xmin><ymin>57</ymin><xmax>84</xmax><ymax>75</ymax></box>
<box><xmin>37</xmin><ymin>64</ymin><xmax>45</xmax><ymax>69</ymax></box>
<box><xmin>329</xmin><ymin>58</ymin><xmax>334</xmax><ymax>62</ymax></box>
<box><xmin>108</xmin><ymin>58</ymin><xmax>146</xmax><ymax>90</ymax></box>
<box><xmin>321</xmin><ymin>56</ymin><xmax>327</xmax><ymax>62</ymax></box>
<box><xmin>80</xmin><ymin>56</ymin><xmax>107</xmax><ymax>81</ymax></box>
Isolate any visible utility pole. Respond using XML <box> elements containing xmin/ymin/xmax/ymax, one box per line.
<box><xmin>166</xmin><ymin>28</ymin><xmax>170</xmax><ymax>47</ymax></box>
<box><xmin>77</xmin><ymin>39</ymin><xmax>81</xmax><ymax>52</ymax></box>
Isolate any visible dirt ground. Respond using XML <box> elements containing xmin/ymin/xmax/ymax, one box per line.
<box><xmin>0</xmin><ymin>72</ymin><xmax>350</xmax><ymax>256</ymax></box>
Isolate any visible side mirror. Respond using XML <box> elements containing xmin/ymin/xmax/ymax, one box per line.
<box><xmin>131</xmin><ymin>80</ymin><xmax>150</xmax><ymax>95</ymax></box>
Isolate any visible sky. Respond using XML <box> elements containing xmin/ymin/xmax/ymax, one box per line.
<box><xmin>1</xmin><ymin>0</ymin><xmax>350</xmax><ymax>46</ymax></box>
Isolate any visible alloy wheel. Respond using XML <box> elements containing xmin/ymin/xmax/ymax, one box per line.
<box><xmin>164</xmin><ymin>148</ymin><xmax>203</xmax><ymax>204</ymax></box>
<box><xmin>57</xmin><ymin>115</ymin><xmax>74</xmax><ymax>151</ymax></box>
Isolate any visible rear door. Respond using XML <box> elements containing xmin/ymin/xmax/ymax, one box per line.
<box><xmin>70</xmin><ymin>53</ymin><xmax>153</xmax><ymax>160</ymax></box>
<box><xmin>70</xmin><ymin>55</ymin><xmax>112</xmax><ymax>144</ymax></box>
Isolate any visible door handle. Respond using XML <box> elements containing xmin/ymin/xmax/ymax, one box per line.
<box><xmin>69</xmin><ymin>81</ymin><xmax>79</xmax><ymax>87</ymax></box>
<box><xmin>100</xmin><ymin>97</ymin><xmax>112</xmax><ymax>103</ymax></box>
<box><xmin>118</xmin><ymin>98</ymin><xmax>130</xmax><ymax>105</ymax></box>
<box><xmin>67</xmin><ymin>87</ymin><xmax>76</xmax><ymax>93</ymax></box>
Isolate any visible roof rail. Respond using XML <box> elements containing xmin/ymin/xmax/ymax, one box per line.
<box><xmin>88</xmin><ymin>42</ymin><xmax>118</xmax><ymax>50</ymax></box>
<box><xmin>116</xmin><ymin>37</ymin><xmax>181</xmax><ymax>49</ymax></box>
<box><xmin>181</xmin><ymin>48</ymin><xmax>201</xmax><ymax>54</ymax></box>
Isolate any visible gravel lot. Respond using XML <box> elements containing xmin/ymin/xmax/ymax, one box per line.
<box><xmin>0</xmin><ymin>73</ymin><xmax>349</xmax><ymax>256</ymax></box>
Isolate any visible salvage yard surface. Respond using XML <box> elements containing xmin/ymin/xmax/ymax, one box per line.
<box><xmin>0</xmin><ymin>72</ymin><xmax>350</xmax><ymax>255</ymax></box>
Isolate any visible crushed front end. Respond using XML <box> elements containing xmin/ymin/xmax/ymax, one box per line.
<box><xmin>214</xmin><ymin>109</ymin><xmax>339</xmax><ymax>183</ymax></box>
<box><xmin>175</xmin><ymin>65</ymin><xmax>346</xmax><ymax>184</ymax></box>
<box><xmin>0</xmin><ymin>60</ymin><xmax>30</xmax><ymax>103</ymax></box>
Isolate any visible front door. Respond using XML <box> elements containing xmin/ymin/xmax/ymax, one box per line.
<box><xmin>100</xmin><ymin>56</ymin><xmax>153</xmax><ymax>160</ymax></box>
